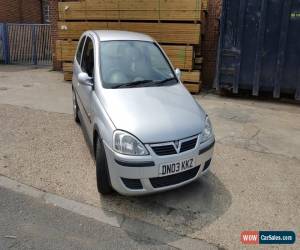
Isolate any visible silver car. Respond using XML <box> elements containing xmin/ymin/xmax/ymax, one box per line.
<box><xmin>72</xmin><ymin>30</ymin><xmax>215</xmax><ymax>195</ymax></box>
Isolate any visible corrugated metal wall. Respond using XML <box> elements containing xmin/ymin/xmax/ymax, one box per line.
<box><xmin>216</xmin><ymin>0</ymin><xmax>300</xmax><ymax>100</ymax></box>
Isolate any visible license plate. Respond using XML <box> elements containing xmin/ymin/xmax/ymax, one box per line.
<box><xmin>159</xmin><ymin>158</ymin><xmax>195</xmax><ymax>177</ymax></box>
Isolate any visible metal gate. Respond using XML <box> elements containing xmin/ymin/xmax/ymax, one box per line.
<box><xmin>0</xmin><ymin>23</ymin><xmax>52</xmax><ymax>65</ymax></box>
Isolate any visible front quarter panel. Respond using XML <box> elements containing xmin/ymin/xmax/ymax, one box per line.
<box><xmin>91</xmin><ymin>91</ymin><xmax>115</xmax><ymax>146</ymax></box>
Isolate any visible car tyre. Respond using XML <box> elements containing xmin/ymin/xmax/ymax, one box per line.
<box><xmin>72</xmin><ymin>88</ymin><xmax>80</xmax><ymax>123</ymax></box>
<box><xmin>95</xmin><ymin>137</ymin><xmax>113</xmax><ymax>195</ymax></box>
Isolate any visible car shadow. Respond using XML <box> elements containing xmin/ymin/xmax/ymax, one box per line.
<box><xmin>99</xmin><ymin>171</ymin><xmax>232</xmax><ymax>246</ymax></box>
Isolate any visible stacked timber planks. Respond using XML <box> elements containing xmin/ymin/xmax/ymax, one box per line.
<box><xmin>58</xmin><ymin>0</ymin><xmax>203</xmax><ymax>22</ymax></box>
<box><xmin>56</xmin><ymin>0</ymin><xmax>206</xmax><ymax>93</ymax></box>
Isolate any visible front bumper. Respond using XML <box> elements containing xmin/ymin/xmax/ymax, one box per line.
<box><xmin>104</xmin><ymin>137</ymin><xmax>215</xmax><ymax>196</ymax></box>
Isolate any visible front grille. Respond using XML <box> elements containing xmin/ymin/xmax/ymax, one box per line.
<box><xmin>121</xmin><ymin>178</ymin><xmax>143</xmax><ymax>190</ymax></box>
<box><xmin>149</xmin><ymin>165</ymin><xmax>200</xmax><ymax>188</ymax></box>
<box><xmin>151</xmin><ymin>136</ymin><xmax>198</xmax><ymax>156</ymax></box>
<box><xmin>151</xmin><ymin>145</ymin><xmax>177</xmax><ymax>156</ymax></box>
<box><xmin>180</xmin><ymin>138</ymin><xmax>197</xmax><ymax>153</ymax></box>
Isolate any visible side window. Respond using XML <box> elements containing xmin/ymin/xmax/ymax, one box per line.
<box><xmin>81</xmin><ymin>37</ymin><xmax>94</xmax><ymax>77</ymax></box>
<box><xmin>76</xmin><ymin>36</ymin><xmax>86</xmax><ymax>64</ymax></box>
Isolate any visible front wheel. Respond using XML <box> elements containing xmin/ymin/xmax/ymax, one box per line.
<box><xmin>95</xmin><ymin>137</ymin><xmax>113</xmax><ymax>195</ymax></box>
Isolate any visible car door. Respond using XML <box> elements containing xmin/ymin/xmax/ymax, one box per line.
<box><xmin>73</xmin><ymin>35</ymin><xmax>86</xmax><ymax>116</ymax></box>
<box><xmin>76</xmin><ymin>36</ymin><xmax>95</xmax><ymax>131</ymax></box>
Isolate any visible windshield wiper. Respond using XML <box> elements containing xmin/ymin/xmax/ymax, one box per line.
<box><xmin>155</xmin><ymin>77</ymin><xmax>177</xmax><ymax>85</ymax></box>
<box><xmin>111</xmin><ymin>77</ymin><xmax>177</xmax><ymax>89</ymax></box>
<box><xmin>112</xmin><ymin>80</ymin><xmax>154</xmax><ymax>89</ymax></box>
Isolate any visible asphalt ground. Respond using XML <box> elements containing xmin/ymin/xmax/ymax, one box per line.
<box><xmin>0</xmin><ymin>65</ymin><xmax>299</xmax><ymax>249</ymax></box>
<box><xmin>0</xmin><ymin>186</ymin><xmax>177</xmax><ymax>250</ymax></box>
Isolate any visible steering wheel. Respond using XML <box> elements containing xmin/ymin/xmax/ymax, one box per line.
<box><xmin>106</xmin><ymin>67</ymin><xmax>129</xmax><ymax>84</ymax></box>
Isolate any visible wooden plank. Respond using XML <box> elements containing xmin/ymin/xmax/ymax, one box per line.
<box><xmin>85</xmin><ymin>0</ymin><xmax>202</xmax><ymax>10</ymax></box>
<box><xmin>59</xmin><ymin>1</ymin><xmax>202</xmax><ymax>21</ymax></box>
<box><xmin>59</xmin><ymin>10</ymin><xmax>201</xmax><ymax>22</ymax></box>
<box><xmin>181</xmin><ymin>71</ymin><xmax>201</xmax><ymax>82</ymax></box>
<box><xmin>57</xmin><ymin>40</ymin><xmax>194</xmax><ymax>70</ymax></box>
<box><xmin>64</xmin><ymin>71</ymin><xmax>73</xmax><ymax>81</ymax></box>
<box><xmin>57</xmin><ymin>21</ymin><xmax>201</xmax><ymax>44</ymax></box>
<box><xmin>184</xmin><ymin>83</ymin><xmax>201</xmax><ymax>93</ymax></box>
<box><xmin>56</xmin><ymin>40</ymin><xmax>76</xmax><ymax>61</ymax></box>
<box><xmin>63</xmin><ymin>62</ymin><xmax>73</xmax><ymax>72</ymax></box>
<box><xmin>162</xmin><ymin>45</ymin><xmax>193</xmax><ymax>70</ymax></box>
<box><xmin>59</xmin><ymin>2</ymin><xmax>120</xmax><ymax>20</ymax></box>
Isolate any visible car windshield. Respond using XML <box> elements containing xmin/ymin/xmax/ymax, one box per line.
<box><xmin>100</xmin><ymin>41</ymin><xmax>177</xmax><ymax>88</ymax></box>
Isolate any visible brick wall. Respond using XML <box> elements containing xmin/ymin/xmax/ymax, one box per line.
<box><xmin>49</xmin><ymin>0</ymin><xmax>62</xmax><ymax>70</ymax></box>
<box><xmin>0</xmin><ymin>0</ymin><xmax>42</xmax><ymax>23</ymax></box>
<box><xmin>21</xmin><ymin>0</ymin><xmax>43</xmax><ymax>23</ymax></box>
<box><xmin>0</xmin><ymin>0</ymin><xmax>21</xmax><ymax>23</ymax></box>
<box><xmin>202</xmin><ymin>0</ymin><xmax>222</xmax><ymax>86</ymax></box>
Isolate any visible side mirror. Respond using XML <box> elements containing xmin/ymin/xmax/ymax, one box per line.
<box><xmin>78</xmin><ymin>72</ymin><xmax>93</xmax><ymax>87</ymax></box>
<box><xmin>175</xmin><ymin>68</ymin><xmax>181</xmax><ymax>80</ymax></box>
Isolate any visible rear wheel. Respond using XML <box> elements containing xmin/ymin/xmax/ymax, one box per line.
<box><xmin>95</xmin><ymin>137</ymin><xmax>113</xmax><ymax>195</ymax></box>
<box><xmin>72</xmin><ymin>88</ymin><xmax>80</xmax><ymax>123</ymax></box>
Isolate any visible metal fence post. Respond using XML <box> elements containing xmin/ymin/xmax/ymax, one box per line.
<box><xmin>32</xmin><ymin>25</ymin><xmax>37</xmax><ymax>65</ymax></box>
<box><xmin>1</xmin><ymin>23</ymin><xmax>10</xmax><ymax>64</ymax></box>
<box><xmin>0</xmin><ymin>23</ymin><xmax>3</xmax><ymax>63</ymax></box>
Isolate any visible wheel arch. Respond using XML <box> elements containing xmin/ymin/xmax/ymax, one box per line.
<box><xmin>93</xmin><ymin>124</ymin><xmax>101</xmax><ymax>157</ymax></box>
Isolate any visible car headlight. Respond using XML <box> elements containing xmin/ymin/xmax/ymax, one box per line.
<box><xmin>201</xmin><ymin>116</ymin><xmax>213</xmax><ymax>143</ymax></box>
<box><xmin>113</xmin><ymin>130</ymin><xmax>149</xmax><ymax>156</ymax></box>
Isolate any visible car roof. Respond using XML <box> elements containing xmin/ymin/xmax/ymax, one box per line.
<box><xmin>92</xmin><ymin>30</ymin><xmax>154</xmax><ymax>42</ymax></box>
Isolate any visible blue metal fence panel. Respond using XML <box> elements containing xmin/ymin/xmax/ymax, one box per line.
<box><xmin>0</xmin><ymin>24</ymin><xmax>3</xmax><ymax>63</ymax></box>
<box><xmin>0</xmin><ymin>23</ymin><xmax>10</xmax><ymax>64</ymax></box>
<box><xmin>0</xmin><ymin>23</ymin><xmax>52</xmax><ymax>65</ymax></box>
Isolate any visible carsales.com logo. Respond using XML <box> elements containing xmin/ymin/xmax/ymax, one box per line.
<box><xmin>241</xmin><ymin>231</ymin><xmax>296</xmax><ymax>245</ymax></box>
